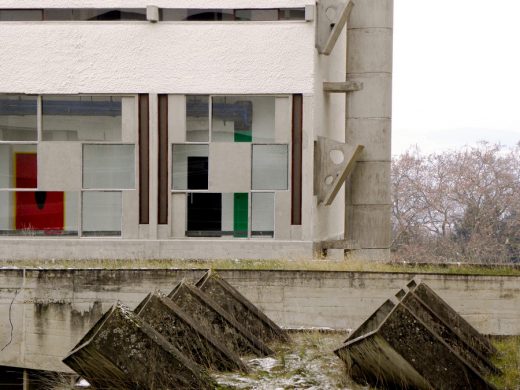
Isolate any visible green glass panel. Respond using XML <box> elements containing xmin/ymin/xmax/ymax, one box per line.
<box><xmin>233</xmin><ymin>192</ymin><xmax>248</xmax><ymax>237</ymax></box>
<box><xmin>234</xmin><ymin>129</ymin><xmax>252</xmax><ymax>142</ymax></box>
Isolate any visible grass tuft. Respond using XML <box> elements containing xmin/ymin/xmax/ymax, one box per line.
<box><xmin>0</xmin><ymin>258</ymin><xmax>519</xmax><ymax>276</ymax></box>
<box><xmin>488</xmin><ymin>336</ymin><xmax>520</xmax><ymax>389</ymax></box>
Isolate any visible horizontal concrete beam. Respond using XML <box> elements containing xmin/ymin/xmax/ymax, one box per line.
<box><xmin>323</xmin><ymin>81</ymin><xmax>363</xmax><ymax>93</ymax></box>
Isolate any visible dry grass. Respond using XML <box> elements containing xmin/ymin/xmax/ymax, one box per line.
<box><xmin>488</xmin><ymin>336</ymin><xmax>520</xmax><ymax>390</ymax></box>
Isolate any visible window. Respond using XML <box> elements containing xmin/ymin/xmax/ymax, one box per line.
<box><xmin>82</xmin><ymin>192</ymin><xmax>122</xmax><ymax>236</ymax></box>
<box><xmin>186</xmin><ymin>95</ymin><xmax>209</xmax><ymax>142</ymax></box>
<box><xmin>0</xmin><ymin>94</ymin><xmax>37</xmax><ymax>141</ymax></box>
<box><xmin>251</xmin><ymin>192</ymin><xmax>274</xmax><ymax>237</ymax></box>
<box><xmin>83</xmin><ymin>144</ymin><xmax>135</xmax><ymax>189</ymax></box>
<box><xmin>172</xmin><ymin>144</ymin><xmax>209</xmax><ymax>190</ymax></box>
<box><xmin>0</xmin><ymin>8</ymin><xmax>305</xmax><ymax>22</ymax></box>
<box><xmin>186</xmin><ymin>192</ymin><xmax>248</xmax><ymax>238</ymax></box>
<box><xmin>0</xmin><ymin>94</ymin><xmax>137</xmax><ymax>237</ymax></box>
<box><xmin>42</xmin><ymin>96</ymin><xmax>122</xmax><ymax>141</ymax></box>
<box><xmin>177</xmin><ymin>95</ymin><xmax>289</xmax><ymax>239</ymax></box>
<box><xmin>211</xmin><ymin>96</ymin><xmax>275</xmax><ymax>142</ymax></box>
<box><xmin>252</xmin><ymin>144</ymin><xmax>288</xmax><ymax>190</ymax></box>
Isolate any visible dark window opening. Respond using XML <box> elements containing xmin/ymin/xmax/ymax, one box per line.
<box><xmin>187</xmin><ymin>156</ymin><xmax>209</xmax><ymax>190</ymax></box>
<box><xmin>43</xmin><ymin>8</ymin><xmax>146</xmax><ymax>21</ymax></box>
<box><xmin>0</xmin><ymin>7</ymin><xmax>305</xmax><ymax>22</ymax></box>
<box><xmin>186</xmin><ymin>193</ymin><xmax>222</xmax><ymax>237</ymax></box>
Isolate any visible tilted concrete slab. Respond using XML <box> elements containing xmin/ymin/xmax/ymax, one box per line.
<box><xmin>168</xmin><ymin>280</ymin><xmax>273</xmax><ymax>357</ymax></box>
<box><xmin>134</xmin><ymin>292</ymin><xmax>247</xmax><ymax>372</ymax></box>
<box><xmin>398</xmin><ymin>287</ymin><xmax>499</xmax><ymax>376</ymax></box>
<box><xmin>409</xmin><ymin>280</ymin><xmax>497</xmax><ymax>357</ymax></box>
<box><xmin>335</xmin><ymin>302</ymin><xmax>496</xmax><ymax>390</ymax></box>
<box><xmin>196</xmin><ymin>270</ymin><xmax>289</xmax><ymax>343</ymax></box>
<box><xmin>63</xmin><ymin>303</ymin><xmax>215</xmax><ymax>390</ymax></box>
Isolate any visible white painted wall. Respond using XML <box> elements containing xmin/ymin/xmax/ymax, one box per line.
<box><xmin>0</xmin><ymin>23</ymin><xmax>314</xmax><ymax>94</ymax></box>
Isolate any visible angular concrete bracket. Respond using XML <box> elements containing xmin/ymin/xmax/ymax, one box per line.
<box><xmin>323</xmin><ymin>81</ymin><xmax>363</xmax><ymax>93</ymax></box>
<box><xmin>314</xmin><ymin>136</ymin><xmax>364</xmax><ymax>205</ymax></box>
<box><xmin>316</xmin><ymin>0</ymin><xmax>354</xmax><ymax>55</ymax></box>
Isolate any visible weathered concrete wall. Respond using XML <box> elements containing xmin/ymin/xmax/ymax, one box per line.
<box><xmin>0</xmin><ymin>269</ymin><xmax>520</xmax><ymax>371</ymax></box>
<box><xmin>0</xmin><ymin>269</ymin><xmax>518</xmax><ymax>373</ymax></box>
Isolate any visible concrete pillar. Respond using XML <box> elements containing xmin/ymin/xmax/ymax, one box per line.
<box><xmin>345</xmin><ymin>0</ymin><xmax>393</xmax><ymax>260</ymax></box>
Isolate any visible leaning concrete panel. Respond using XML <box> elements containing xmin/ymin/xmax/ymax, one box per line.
<box><xmin>411</xmin><ymin>281</ymin><xmax>497</xmax><ymax>357</ymax></box>
<box><xmin>63</xmin><ymin>303</ymin><xmax>214</xmax><ymax>390</ymax></box>
<box><xmin>134</xmin><ymin>292</ymin><xmax>247</xmax><ymax>372</ymax></box>
<box><xmin>336</xmin><ymin>303</ymin><xmax>496</xmax><ymax>390</ymax></box>
<box><xmin>399</xmin><ymin>289</ymin><xmax>499</xmax><ymax>376</ymax></box>
<box><xmin>37</xmin><ymin>142</ymin><xmax>82</xmax><ymax>191</ymax></box>
<box><xmin>168</xmin><ymin>281</ymin><xmax>272</xmax><ymax>357</ymax></box>
<box><xmin>196</xmin><ymin>270</ymin><xmax>289</xmax><ymax>343</ymax></box>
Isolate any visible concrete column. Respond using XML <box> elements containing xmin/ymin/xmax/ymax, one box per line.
<box><xmin>345</xmin><ymin>0</ymin><xmax>393</xmax><ymax>260</ymax></box>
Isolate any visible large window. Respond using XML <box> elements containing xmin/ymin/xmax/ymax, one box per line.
<box><xmin>0</xmin><ymin>94</ymin><xmax>136</xmax><ymax>237</ymax></box>
<box><xmin>177</xmin><ymin>95</ymin><xmax>289</xmax><ymax>238</ymax></box>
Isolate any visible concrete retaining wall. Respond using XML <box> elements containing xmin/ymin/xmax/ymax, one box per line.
<box><xmin>0</xmin><ymin>269</ymin><xmax>518</xmax><ymax>372</ymax></box>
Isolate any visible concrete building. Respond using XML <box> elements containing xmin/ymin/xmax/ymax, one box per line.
<box><xmin>0</xmin><ymin>0</ymin><xmax>393</xmax><ymax>260</ymax></box>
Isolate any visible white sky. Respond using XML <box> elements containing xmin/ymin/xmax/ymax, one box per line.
<box><xmin>392</xmin><ymin>0</ymin><xmax>520</xmax><ymax>155</ymax></box>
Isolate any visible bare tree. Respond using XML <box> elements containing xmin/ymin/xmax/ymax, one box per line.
<box><xmin>392</xmin><ymin>142</ymin><xmax>520</xmax><ymax>263</ymax></box>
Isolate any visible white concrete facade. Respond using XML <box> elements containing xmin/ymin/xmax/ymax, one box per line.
<box><xmin>0</xmin><ymin>0</ymin><xmax>393</xmax><ymax>260</ymax></box>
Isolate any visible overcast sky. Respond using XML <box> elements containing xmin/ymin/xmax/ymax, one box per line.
<box><xmin>392</xmin><ymin>0</ymin><xmax>520</xmax><ymax>155</ymax></box>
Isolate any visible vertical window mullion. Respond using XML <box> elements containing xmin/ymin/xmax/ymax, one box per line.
<box><xmin>291</xmin><ymin>94</ymin><xmax>303</xmax><ymax>225</ymax></box>
<box><xmin>138</xmin><ymin>94</ymin><xmax>150</xmax><ymax>224</ymax></box>
<box><xmin>158</xmin><ymin>94</ymin><xmax>168</xmax><ymax>224</ymax></box>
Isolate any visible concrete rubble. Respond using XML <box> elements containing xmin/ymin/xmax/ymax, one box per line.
<box><xmin>63</xmin><ymin>270</ymin><xmax>287</xmax><ymax>389</ymax></box>
<box><xmin>334</xmin><ymin>280</ymin><xmax>499</xmax><ymax>390</ymax></box>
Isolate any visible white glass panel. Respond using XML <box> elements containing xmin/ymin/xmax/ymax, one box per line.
<box><xmin>83</xmin><ymin>144</ymin><xmax>135</xmax><ymax>189</ymax></box>
<box><xmin>252</xmin><ymin>144</ymin><xmax>288</xmax><ymax>190</ymax></box>
<box><xmin>252</xmin><ymin>192</ymin><xmax>274</xmax><ymax>237</ymax></box>
<box><xmin>82</xmin><ymin>191</ymin><xmax>121</xmax><ymax>236</ymax></box>
<box><xmin>0</xmin><ymin>95</ymin><xmax>37</xmax><ymax>141</ymax></box>
<box><xmin>211</xmin><ymin>96</ymin><xmax>275</xmax><ymax>142</ymax></box>
<box><xmin>172</xmin><ymin>144</ymin><xmax>209</xmax><ymax>190</ymax></box>
<box><xmin>0</xmin><ymin>144</ymin><xmax>37</xmax><ymax>189</ymax></box>
<box><xmin>42</xmin><ymin>95</ymin><xmax>122</xmax><ymax>141</ymax></box>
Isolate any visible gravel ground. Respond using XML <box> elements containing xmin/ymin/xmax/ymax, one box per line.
<box><xmin>213</xmin><ymin>331</ymin><xmax>368</xmax><ymax>390</ymax></box>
